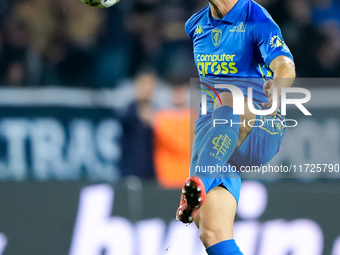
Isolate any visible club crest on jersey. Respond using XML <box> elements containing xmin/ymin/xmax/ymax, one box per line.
<box><xmin>211</xmin><ymin>28</ymin><xmax>222</xmax><ymax>47</ymax></box>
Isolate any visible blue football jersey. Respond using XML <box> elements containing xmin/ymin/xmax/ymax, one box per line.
<box><xmin>186</xmin><ymin>0</ymin><xmax>294</xmax><ymax>104</ymax></box>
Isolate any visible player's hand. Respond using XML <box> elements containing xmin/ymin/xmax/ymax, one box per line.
<box><xmin>262</xmin><ymin>80</ymin><xmax>280</xmax><ymax>117</ymax></box>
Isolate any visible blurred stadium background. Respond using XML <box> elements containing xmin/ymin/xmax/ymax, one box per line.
<box><xmin>0</xmin><ymin>0</ymin><xmax>340</xmax><ymax>254</ymax></box>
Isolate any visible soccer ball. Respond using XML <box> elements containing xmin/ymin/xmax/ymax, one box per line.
<box><xmin>80</xmin><ymin>0</ymin><xmax>119</xmax><ymax>8</ymax></box>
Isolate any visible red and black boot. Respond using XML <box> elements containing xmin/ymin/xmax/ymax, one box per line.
<box><xmin>176</xmin><ymin>176</ymin><xmax>206</xmax><ymax>224</ymax></box>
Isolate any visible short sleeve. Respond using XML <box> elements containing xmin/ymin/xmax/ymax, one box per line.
<box><xmin>252</xmin><ymin>19</ymin><xmax>294</xmax><ymax>67</ymax></box>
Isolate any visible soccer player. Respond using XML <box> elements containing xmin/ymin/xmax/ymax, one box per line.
<box><xmin>176</xmin><ymin>0</ymin><xmax>295</xmax><ymax>254</ymax></box>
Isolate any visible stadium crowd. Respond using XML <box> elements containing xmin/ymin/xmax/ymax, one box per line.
<box><xmin>0</xmin><ymin>0</ymin><xmax>340</xmax><ymax>88</ymax></box>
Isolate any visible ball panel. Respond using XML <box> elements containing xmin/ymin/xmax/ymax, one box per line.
<box><xmin>80</xmin><ymin>0</ymin><xmax>104</xmax><ymax>8</ymax></box>
<box><xmin>80</xmin><ymin>0</ymin><xmax>119</xmax><ymax>8</ymax></box>
<box><xmin>90</xmin><ymin>1</ymin><xmax>105</xmax><ymax>8</ymax></box>
<box><xmin>88</xmin><ymin>0</ymin><xmax>105</xmax><ymax>8</ymax></box>
<box><xmin>102</xmin><ymin>0</ymin><xmax>120</xmax><ymax>8</ymax></box>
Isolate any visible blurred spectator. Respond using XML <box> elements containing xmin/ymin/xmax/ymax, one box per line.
<box><xmin>119</xmin><ymin>69</ymin><xmax>157</xmax><ymax>178</ymax></box>
<box><xmin>308</xmin><ymin>23</ymin><xmax>340</xmax><ymax>77</ymax></box>
<box><xmin>14</xmin><ymin>0</ymin><xmax>55</xmax><ymax>54</ymax></box>
<box><xmin>282</xmin><ymin>0</ymin><xmax>319</xmax><ymax>77</ymax></box>
<box><xmin>39</xmin><ymin>0</ymin><xmax>102</xmax><ymax>87</ymax></box>
<box><xmin>311</xmin><ymin>0</ymin><xmax>340</xmax><ymax>27</ymax></box>
<box><xmin>153</xmin><ymin>79</ymin><xmax>192</xmax><ymax>188</ymax></box>
<box><xmin>0</xmin><ymin>13</ymin><xmax>30</xmax><ymax>85</ymax></box>
<box><xmin>0</xmin><ymin>0</ymin><xmax>8</xmax><ymax>21</ymax></box>
<box><xmin>11</xmin><ymin>0</ymin><xmax>54</xmax><ymax>85</ymax></box>
<box><xmin>0</xmin><ymin>31</ymin><xmax>4</xmax><ymax>80</ymax></box>
<box><xmin>95</xmin><ymin>5</ymin><xmax>132</xmax><ymax>87</ymax></box>
<box><xmin>126</xmin><ymin>0</ymin><xmax>163</xmax><ymax>73</ymax></box>
<box><xmin>58</xmin><ymin>0</ymin><xmax>102</xmax><ymax>87</ymax></box>
<box><xmin>254</xmin><ymin>0</ymin><xmax>286</xmax><ymax>25</ymax></box>
<box><xmin>41</xmin><ymin>34</ymin><xmax>98</xmax><ymax>87</ymax></box>
<box><xmin>5</xmin><ymin>60</ymin><xmax>26</xmax><ymax>86</ymax></box>
<box><xmin>156</xmin><ymin>5</ymin><xmax>197</xmax><ymax>79</ymax></box>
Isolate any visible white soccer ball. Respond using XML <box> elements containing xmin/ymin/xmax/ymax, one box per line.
<box><xmin>80</xmin><ymin>0</ymin><xmax>120</xmax><ymax>8</ymax></box>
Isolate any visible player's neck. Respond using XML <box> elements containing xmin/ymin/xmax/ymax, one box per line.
<box><xmin>208</xmin><ymin>0</ymin><xmax>238</xmax><ymax>19</ymax></box>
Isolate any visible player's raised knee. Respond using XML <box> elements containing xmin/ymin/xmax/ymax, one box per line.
<box><xmin>215</xmin><ymin>92</ymin><xmax>233</xmax><ymax>109</ymax></box>
<box><xmin>199</xmin><ymin>229</ymin><xmax>219</xmax><ymax>248</ymax></box>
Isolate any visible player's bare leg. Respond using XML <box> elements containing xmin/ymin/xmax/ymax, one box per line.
<box><xmin>176</xmin><ymin>92</ymin><xmax>255</xmax><ymax>246</ymax></box>
<box><xmin>193</xmin><ymin>92</ymin><xmax>255</xmax><ymax>246</ymax></box>
<box><xmin>194</xmin><ymin>186</ymin><xmax>237</xmax><ymax>247</ymax></box>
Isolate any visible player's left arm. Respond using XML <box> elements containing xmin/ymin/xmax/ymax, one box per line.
<box><xmin>262</xmin><ymin>55</ymin><xmax>296</xmax><ymax>116</ymax></box>
<box><xmin>252</xmin><ymin>14</ymin><xmax>296</xmax><ymax>116</ymax></box>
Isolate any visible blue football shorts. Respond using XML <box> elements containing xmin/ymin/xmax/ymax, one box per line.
<box><xmin>189</xmin><ymin>100</ymin><xmax>286</xmax><ymax>203</ymax></box>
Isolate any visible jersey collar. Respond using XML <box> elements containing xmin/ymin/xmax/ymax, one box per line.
<box><xmin>207</xmin><ymin>0</ymin><xmax>249</xmax><ymax>25</ymax></box>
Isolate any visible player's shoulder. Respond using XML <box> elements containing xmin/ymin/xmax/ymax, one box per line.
<box><xmin>247</xmin><ymin>0</ymin><xmax>278</xmax><ymax>28</ymax></box>
<box><xmin>185</xmin><ymin>5</ymin><xmax>209</xmax><ymax>39</ymax></box>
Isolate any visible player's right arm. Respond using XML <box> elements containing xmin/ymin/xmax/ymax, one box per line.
<box><xmin>262</xmin><ymin>56</ymin><xmax>296</xmax><ymax>116</ymax></box>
